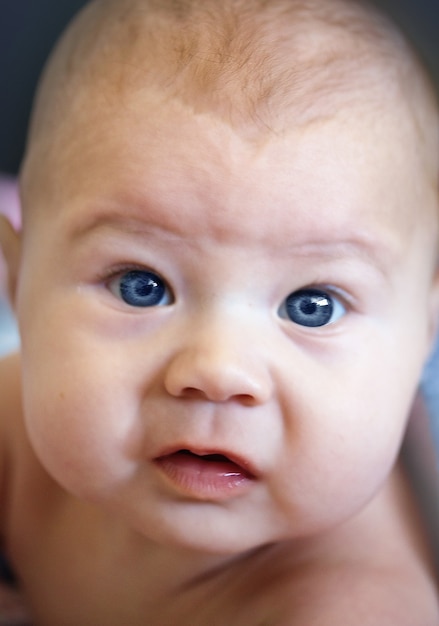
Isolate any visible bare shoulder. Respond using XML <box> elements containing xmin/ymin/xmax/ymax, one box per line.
<box><xmin>251</xmin><ymin>466</ymin><xmax>439</xmax><ymax>625</ymax></box>
<box><xmin>0</xmin><ymin>352</ymin><xmax>23</xmax><ymax>438</ymax></box>
<box><xmin>0</xmin><ymin>352</ymin><xmax>24</xmax><ymax>530</ymax></box>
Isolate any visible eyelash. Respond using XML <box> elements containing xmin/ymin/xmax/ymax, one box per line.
<box><xmin>101</xmin><ymin>264</ymin><xmax>172</xmax><ymax>305</ymax></box>
<box><xmin>99</xmin><ymin>263</ymin><xmax>154</xmax><ymax>284</ymax></box>
<box><xmin>99</xmin><ymin>265</ymin><xmax>352</xmax><ymax>324</ymax></box>
<box><xmin>280</xmin><ymin>285</ymin><xmax>350</xmax><ymax>326</ymax></box>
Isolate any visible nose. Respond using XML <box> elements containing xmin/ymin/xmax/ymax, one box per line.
<box><xmin>164</xmin><ymin>320</ymin><xmax>273</xmax><ymax>405</ymax></box>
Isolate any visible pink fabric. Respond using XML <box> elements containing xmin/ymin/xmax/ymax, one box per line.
<box><xmin>0</xmin><ymin>177</ymin><xmax>20</xmax><ymax>227</ymax></box>
<box><xmin>0</xmin><ymin>176</ymin><xmax>21</xmax><ymax>291</ymax></box>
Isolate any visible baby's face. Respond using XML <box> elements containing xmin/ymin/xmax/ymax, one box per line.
<box><xmin>16</xmin><ymin>80</ymin><xmax>439</xmax><ymax>553</ymax></box>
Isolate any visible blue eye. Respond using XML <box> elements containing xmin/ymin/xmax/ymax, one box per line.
<box><xmin>111</xmin><ymin>270</ymin><xmax>171</xmax><ymax>307</ymax></box>
<box><xmin>283</xmin><ymin>289</ymin><xmax>345</xmax><ymax>327</ymax></box>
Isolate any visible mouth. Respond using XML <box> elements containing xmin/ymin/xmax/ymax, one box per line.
<box><xmin>154</xmin><ymin>448</ymin><xmax>257</xmax><ymax>499</ymax></box>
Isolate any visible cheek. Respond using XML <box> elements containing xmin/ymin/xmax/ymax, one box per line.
<box><xmin>274</xmin><ymin>341</ymin><xmax>423</xmax><ymax>533</ymax></box>
<box><xmin>20</xmin><ymin>345</ymin><xmax>139</xmax><ymax>499</ymax></box>
<box><xmin>273</xmin><ymin>419</ymin><xmax>399</xmax><ymax>538</ymax></box>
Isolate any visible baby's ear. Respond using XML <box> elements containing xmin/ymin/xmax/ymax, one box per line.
<box><xmin>0</xmin><ymin>215</ymin><xmax>21</xmax><ymax>307</ymax></box>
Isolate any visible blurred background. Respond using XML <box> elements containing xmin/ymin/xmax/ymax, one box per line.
<box><xmin>1</xmin><ymin>0</ymin><xmax>88</xmax><ymax>175</ymax></box>
<box><xmin>0</xmin><ymin>0</ymin><xmax>89</xmax><ymax>356</ymax></box>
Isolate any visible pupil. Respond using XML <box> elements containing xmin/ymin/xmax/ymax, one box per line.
<box><xmin>301</xmin><ymin>300</ymin><xmax>318</xmax><ymax>315</ymax></box>
<box><xmin>135</xmin><ymin>277</ymin><xmax>154</xmax><ymax>296</ymax></box>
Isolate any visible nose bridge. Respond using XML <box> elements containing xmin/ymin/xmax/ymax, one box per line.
<box><xmin>164</xmin><ymin>306</ymin><xmax>273</xmax><ymax>404</ymax></box>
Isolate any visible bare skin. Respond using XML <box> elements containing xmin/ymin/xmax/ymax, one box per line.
<box><xmin>0</xmin><ymin>355</ymin><xmax>435</xmax><ymax>625</ymax></box>
<box><xmin>0</xmin><ymin>353</ymin><xmax>436</xmax><ymax>625</ymax></box>
<box><xmin>0</xmin><ymin>0</ymin><xmax>438</xmax><ymax>624</ymax></box>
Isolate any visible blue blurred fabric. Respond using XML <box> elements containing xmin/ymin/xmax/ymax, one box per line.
<box><xmin>422</xmin><ymin>336</ymin><xmax>439</xmax><ymax>455</ymax></box>
<box><xmin>0</xmin><ymin>295</ymin><xmax>19</xmax><ymax>357</ymax></box>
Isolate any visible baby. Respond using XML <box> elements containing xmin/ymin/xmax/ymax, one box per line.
<box><xmin>0</xmin><ymin>0</ymin><xmax>438</xmax><ymax>623</ymax></box>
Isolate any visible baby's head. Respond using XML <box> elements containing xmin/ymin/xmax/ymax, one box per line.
<box><xmin>3</xmin><ymin>0</ymin><xmax>439</xmax><ymax>553</ymax></box>
<box><xmin>20</xmin><ymin>0</ymin><xmax>439</xmax><ymax>197</ymax></box>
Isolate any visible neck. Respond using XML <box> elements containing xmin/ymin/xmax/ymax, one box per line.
<box><xmin>124</xmin><ymin>530</ymin><xmax>262</xmax><ymax>596</ymax></box>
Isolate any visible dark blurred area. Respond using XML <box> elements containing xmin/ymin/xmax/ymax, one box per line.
<box><xmin>0</xmin><ymin>0</ymin><xmax>88</xmax><ymax>174</ymax></box>
<box><xmin>0</xmin><ymin>0</ymin><xmax>438</xmax><ymax>175</ymax></box>
<box><xmin>376</xmin><ymin>0</ymin><xmax>439</xmax><ymax>84</ymax></box>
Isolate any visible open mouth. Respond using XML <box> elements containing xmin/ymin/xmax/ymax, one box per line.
<box><xmin>179</xmin><ymin>449</ymin><xmax>235</xmax><ymax>463</ymax></box>
<box><xmin>154</xmin><ymin>448</ymin><xmax>256</xmax><ymax>498</ymax></box>
<box><xmin>168</xmin><ymin>449</ymin><xmax>251</xmax><ymax>478</ymax></box>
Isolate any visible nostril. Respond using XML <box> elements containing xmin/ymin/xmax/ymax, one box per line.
<box><xmin>179</xmin><ymin>388</ymin><xmax>260</xmax><ymax>405</ymax></box>
<box><xmin>235</xmin><ymin>394</ymin><xmax>260</xmax><ymax>407</ymax></box>
<box><xmin>180</xmin><ymin>387</ymin><xmax>208</xmax><ymax>400</ymax></box>
<box><xmin>164</xmin><ymin>350</ymin><xmax>273</xmax><ymax>404</ymax></box>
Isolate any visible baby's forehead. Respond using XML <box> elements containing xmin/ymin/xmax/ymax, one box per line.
<box><xmin>21</xmin><ymin>0</ymin><xmax>439</xmax><ymax>209</ymax></box>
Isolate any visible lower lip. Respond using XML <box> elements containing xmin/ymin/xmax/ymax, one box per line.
<box><xmin>154</xmin><ymin>453</ymin><xmax>255</xmax><ymax>500</ymax></box>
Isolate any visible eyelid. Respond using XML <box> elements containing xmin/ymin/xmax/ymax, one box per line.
<box><xmin>282</xmin><ymin>284</ymin><xmax>353</xmax><ymax>307</ymax></box>
<box><xmin>99</xmin><ymin>262</ymin><xmax>158</xmax><ymax>283</ymax></box>
<box><xmin>305</xmin><ymin>284</ymin><xmax>353</xmax><ymax>308</ymax></box>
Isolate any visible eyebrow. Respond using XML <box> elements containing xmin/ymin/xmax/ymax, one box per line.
<box><xmin>70</xmin><ymin>208</ymin><xmax>400</xmax><ymax>280</ymax></box>
<box><xmin>288</xmin><ymin>236</ymin><xmax>398</xmax><ymax>279</ymax></box>
<box><xmin>69</xmin><ymin>209</ymin><xmax>181</xmax><ymax>242</ymax></box>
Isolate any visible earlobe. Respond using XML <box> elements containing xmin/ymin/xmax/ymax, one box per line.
<box><xmin>0</xmin><ymin>215</ymin><xmax>21</xmax><ymax>306</ymax></box>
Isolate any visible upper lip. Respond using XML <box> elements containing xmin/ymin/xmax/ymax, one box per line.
<box><xmin>154</xmin><ymin>445</ymin><xmax>259</xmax><ymax>478</ymax></box>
